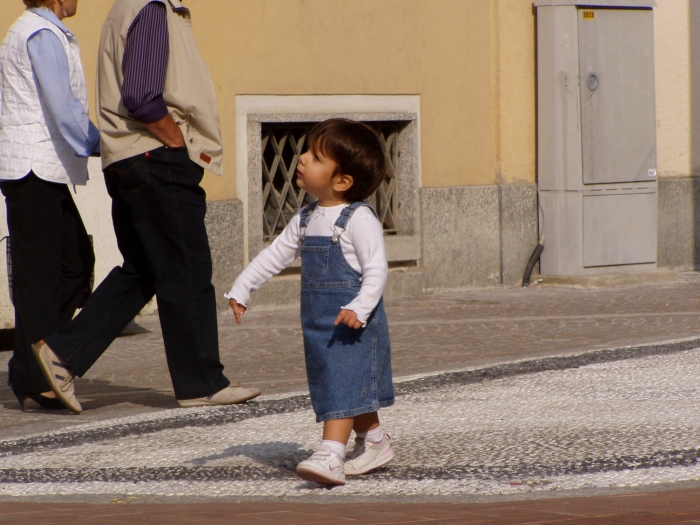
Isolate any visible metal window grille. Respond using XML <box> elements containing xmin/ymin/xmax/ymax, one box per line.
<box><xmin>261</xmin><ymin>122</ymin><xmax>401</xmax><ymax>241</ymax></box>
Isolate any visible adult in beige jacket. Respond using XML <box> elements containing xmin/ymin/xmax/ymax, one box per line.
<box><xmin>32</xmin><ymin>0</ymin><xmax>261</xmax><ymax>413</ymax></box>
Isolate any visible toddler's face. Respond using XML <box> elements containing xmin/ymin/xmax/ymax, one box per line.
<box><xmin>296</xmin><ymin>147</ymin><xmax>340</xmax><ymax>202</ymax></box>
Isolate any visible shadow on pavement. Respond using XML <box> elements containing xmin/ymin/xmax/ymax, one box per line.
<box><xmin>188</xmin><ymin>441</ymin><xmax>311</xmax><ymax>472</ymax></box>
<box><xmin>0</xmin><ymin>377</ymin><xmax>176</xmax><ymax>412</ymax></box>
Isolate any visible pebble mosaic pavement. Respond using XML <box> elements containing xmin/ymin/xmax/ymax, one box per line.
<box><xmin>4</xmin><ymin>273</ymin><xmax>700</xmax><ymax>441</ymax></box>
<box><xmin>0</xmin><ymin>275</ymin><xmax>700</xmax><ymax>510</ymax></box>
<box><xmin>1</xmin><ymin>346</ymin><xmax>700</xmax><ymax>501</ymax></box>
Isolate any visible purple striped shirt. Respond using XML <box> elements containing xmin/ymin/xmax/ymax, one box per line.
<box><xmin>121</xmin><ymin>1</ymin><xmax>169</xmax><ymax>123</ymax></box>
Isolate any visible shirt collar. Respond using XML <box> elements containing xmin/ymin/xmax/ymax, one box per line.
<box><xmin>28</xmin><ymin>6</ymin><xmax>72</xmax><ymax>36</ymax></box>
<box><xmin>167</xmin><ymin>0</ymin><xmax>189</xmax><ymax>13</ymax></box>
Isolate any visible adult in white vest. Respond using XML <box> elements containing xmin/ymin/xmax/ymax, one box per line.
<box><xmin>33</xmin><ymin>0</ymin><xmax>261</xmax><ymax>413</ymax></box>
<box><xmin>0</xmin><ymin>0</ymin><xmax>98</xmax><ymax>411</ymax></box>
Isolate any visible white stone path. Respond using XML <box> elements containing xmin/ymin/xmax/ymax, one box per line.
<box><xmin>1</xmin><ymin>349</ymin><xmax>700</xmax><ymax>500</ymax></box>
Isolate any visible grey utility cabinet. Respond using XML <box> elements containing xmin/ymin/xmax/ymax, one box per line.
<box><xmin>535</xmin><ymin>0</ymin><xmax>658</xmax><ymax>275</ymax></box>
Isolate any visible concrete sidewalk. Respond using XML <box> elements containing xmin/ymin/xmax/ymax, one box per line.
<box><xmin>2</xmin><ymin>271</ymin><xmax>700</xmax><ymax>440</ymax></box>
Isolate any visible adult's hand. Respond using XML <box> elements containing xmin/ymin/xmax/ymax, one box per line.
<box><xmin>144</xmin><ymin>114</ymin><xmax>186</xmax><ymax>148</ymax></box>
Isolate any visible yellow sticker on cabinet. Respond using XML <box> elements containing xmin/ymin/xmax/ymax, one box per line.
<box><xmin>582</xmin><ymin>11</ymin><xmax>595</xmax><ymax>19</ymax></box>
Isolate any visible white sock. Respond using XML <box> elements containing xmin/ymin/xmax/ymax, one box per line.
<box><xmin>358</xmin><ymin>426</ymin><xmax>384</xmax><ymax>443</ymax></box>
<box><xmin>366</xmin><ymin>426</ymin><xmax>384</xmax><ymax>443</ymax></box>
<box><xmin>320</xmin><ymin>439</ymin><xmax>346</xmax><ymax>459</ymax></box>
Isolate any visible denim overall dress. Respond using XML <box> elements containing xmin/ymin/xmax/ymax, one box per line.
<box><xmin>299</xmin><ymin>201</ymin><xmax>395</xmax><ymax>422</ymax></box>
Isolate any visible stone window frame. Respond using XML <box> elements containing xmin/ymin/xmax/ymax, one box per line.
<box><xmin>235</xmin><ymin>95</ymin><xmax>422</xmax><ymax>267</ymax></box>
<box><xmin>260</xmin><ymin>122</ymin><xmax>402</xmax><ymax>241</ymax></box>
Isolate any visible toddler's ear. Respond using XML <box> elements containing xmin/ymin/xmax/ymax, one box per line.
<box><xmin>333</xmin><ymin>174</ymin><xmax>354</xmax><ymax>193</ymax></box>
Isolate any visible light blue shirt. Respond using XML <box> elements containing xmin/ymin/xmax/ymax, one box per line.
<box><xmin>27</xmin><ymin>7</ymin><xmax>99</xmax><ymax>158</ymax></box>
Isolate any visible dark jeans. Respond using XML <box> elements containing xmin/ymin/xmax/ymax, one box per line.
<box><xmin>2</xmin><ymin>172</ymin><xmax>94</xmax><ymax>394</ymax></box>
<box><xmin>46</xmin><ymin>147</ymin><xmax>230</xmax><ymax>400</ymax></box>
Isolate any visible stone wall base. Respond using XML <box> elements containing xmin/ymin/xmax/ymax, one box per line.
<box><xmin>205</xmin><ymin>199</ymin><xmax>245</xmax><ymax>311</ymax></box>
<box><xmin>657</xmin><ymin>176</ymin><xmax>700</xmax><ymax>270</ymax></box>
<box><xmin>247</xmin><ymin>269</ymin><xmax>425</xmax><ymax>311</ymax></box>
<box><xmin>420</xmin><ymin>184</ymin><xmax>539</xmax><ymax>291</ymax></box>
<box><xmin>212</xmin><ymin>183</ymin><xmax>540</xmax><ymax>312</ymax></box>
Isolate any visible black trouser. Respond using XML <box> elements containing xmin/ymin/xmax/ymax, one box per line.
<box><xmin>45</xmin><ymin>147</ymin><xmax>230</xmax><ymax>400</ymax></box>
<box><xmin>2</xmin><ymin>172</ymin><xmax>94</xmax><ymax>394</ymax></box>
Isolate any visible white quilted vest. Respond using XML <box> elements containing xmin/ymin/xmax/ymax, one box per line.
<box><xmin>0</xmin><ymin>10</ymin><xmax>89</xmax><ymax>185</ymax></box>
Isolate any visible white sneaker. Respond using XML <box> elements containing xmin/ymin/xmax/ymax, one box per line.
<box><xmin>177</xmin><ymin>385</ymin><xmax>261</xmax><ymax>407</ymax></box>
<box><xmin>31</xmin><ymin>342</ymin><xmax>82</xmax><ymax>414</ymax></box>
<box><xmin>344</xmin><ymin>434</ymin><xmax>394</xmax><ymax>476</ymax></box>
<box><xmin>296</xmin><ymin>446</ymin><xmax>346</xmax><ymax>485</ymax></box>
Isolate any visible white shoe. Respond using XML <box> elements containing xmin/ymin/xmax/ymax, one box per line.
<box><xmin>344</xmin><ymin>434</ymin><xmax>394</xmax><ymax>475</ymax></box>
<box><xmin>177</xmin><ymin>385</ymin><xmax>261</xmax><ymax>407</ymax></box>
<box><xmin>296</xmin><ymin>446</ymin><xmax>346</xmax><ymax>485</ymax></box>
<box><xmin>31</xmin><ymin>342</ymin><xmax>82</xmax><ymax>414</ymax></box>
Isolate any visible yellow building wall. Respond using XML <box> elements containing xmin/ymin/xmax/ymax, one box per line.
<box><xmin>492</xmin><ymin>0</ymin><xmax>537</xmax><ymax>185</ymax></box>
<box><xmin>1</xmin><ymin>0</ymin><xmax>538</xmax><ymax>200</ymax></box>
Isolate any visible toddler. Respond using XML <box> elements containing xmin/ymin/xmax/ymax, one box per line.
<box><xmin>227</xmin><ymin>118</ymin><xmax>395</xmax><ymax>485</ymax></box>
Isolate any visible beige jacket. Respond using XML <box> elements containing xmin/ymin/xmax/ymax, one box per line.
<box><xmin>97</xmin><ymin>0</ymin><xmax>223</xmax><ymax>174</ymax></box>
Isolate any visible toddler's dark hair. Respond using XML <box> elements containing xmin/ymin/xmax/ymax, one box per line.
<box><xmin>306</xmin><ymin>118</ymin><xmax>387</xmax><ymax>202</ymax></box>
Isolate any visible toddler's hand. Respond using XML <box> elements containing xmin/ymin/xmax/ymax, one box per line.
<box><xmin>334</xmin><ymin>309</ymin><xmax>362</xmax><ymax>329</ymax></box>
<box><xmin>230</xmin><ymin>299</ymin><xmax>247</xmax><ymax>325</ymax></box>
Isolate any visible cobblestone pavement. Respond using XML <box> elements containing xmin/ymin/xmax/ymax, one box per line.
<box><xmin>2</xmin><ymin>347</ymin><xmax>700</xmax><ymax>502</ymax></box>
<box><xmin>1</xmin><ymin>274</ymin><xmax>700</xmax><ymax>517</ymax></box>
<box><xmin>3</xmin><ymin>273</ymin><xmax>700</xmax><ymax>440</ymax></box>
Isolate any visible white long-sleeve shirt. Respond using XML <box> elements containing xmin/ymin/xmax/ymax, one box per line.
<box><xmin>226</xmin><ymin>203</ymin><xmax>388</xmax><ymax>324</ymax></box>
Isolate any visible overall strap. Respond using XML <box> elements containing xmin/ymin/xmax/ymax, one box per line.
<box><xmin>299</xmin><ymin>201</ymin><xmax>319</xmax><ymax>229</ymax></box>
<box><xmin>334</xmin><ymin>202</ymin><xmax>379</xmax><ymax>230</ymax></box>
